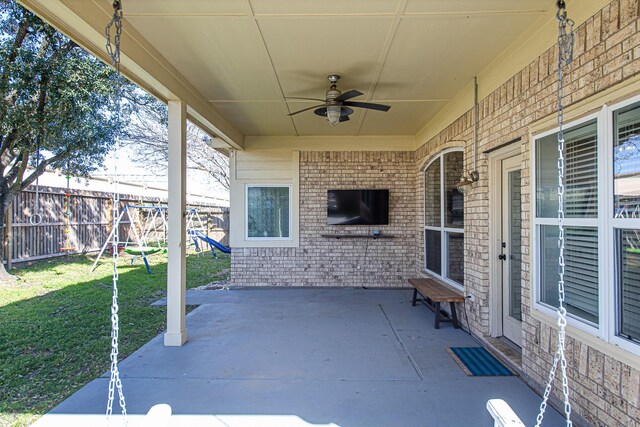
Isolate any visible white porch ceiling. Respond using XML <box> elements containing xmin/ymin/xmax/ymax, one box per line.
<box><xmin>77</xmin><ymin>0</ymin><xmax>554</xmax><ymax>137</ymax></box>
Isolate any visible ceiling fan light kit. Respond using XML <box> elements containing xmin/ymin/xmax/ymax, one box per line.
<box><xmin>287</xmin><ymin>74</ymin><xmax>390</xmax><ymax>126</ymax></box>
<box><xmin>326</xmin><ymin>105</ymin><xmax>342</xmax><ymax>126</ymax></box>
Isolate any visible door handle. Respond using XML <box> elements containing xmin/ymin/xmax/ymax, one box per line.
<box><xmin>498</xmin><ymin>254</ymin><xmax>506</xmax><ymax>261</ymax></box>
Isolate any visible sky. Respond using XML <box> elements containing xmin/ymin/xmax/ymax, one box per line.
<box><xmin>99</xmin><ymin>145</ymin><xmax>230</xmax><ymax>204</ymax></box>
<box><xmin>36</xmin><ymin>144</ymin><xmax>230</xmax><ymax>207</ymax></box>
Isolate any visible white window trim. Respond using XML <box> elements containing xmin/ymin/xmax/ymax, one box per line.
<box><xmin>245</xmin><ymin>184</ymin><xmax>293</xmax><ymax>241</ymax></box>
<box><xmin>532</xmin><ymin>111</ymin><xmax>603</xmax><ymax>337</ymax></box>
<box><xmin>607</xmin><ymin>93</ymin><xmax>640</xmax><ymax>354</ymax></box>
<box><xmin>423</xmin><ymin>148</ymin><xmax>465</xmax><ymax>290</ymax></box>
<box><xmin>531</xmin><ymin>101</ymin><xmax>640</xmax><ymax>356</ymax></box>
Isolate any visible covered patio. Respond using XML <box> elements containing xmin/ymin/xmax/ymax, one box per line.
<box><xmin>17</xmin><ymin>0</ymin><xmax>640</xmax><ymax>425</ymax></box>
<box><xmin>32</xmin><ymin>288</ymin><xmax>563</xmax><ymax>426</ymax></box>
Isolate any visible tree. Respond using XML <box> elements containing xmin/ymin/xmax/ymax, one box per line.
<box><xmin>0</xmin><ymin>1</ymin><xmax>129</xmax><ymax>278</ymax></box>
<box><xmin>124</xmin><ymin>93</ymin><xmax>230</xmax><ymax>191</ymax></box>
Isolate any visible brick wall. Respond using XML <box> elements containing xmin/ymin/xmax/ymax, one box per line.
<box><xmin>231</xmin><ymin>151</ymin><xmax>418</xmax><ymax>287</ymax></box>
<box><xmin>414</xmin><ymin>1</ymin><xmax>640</xmax><ymax>424</ymax></box>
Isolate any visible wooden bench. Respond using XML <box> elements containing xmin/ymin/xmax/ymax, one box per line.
<box><xmin>408</xmin><ymin>278</ymin><xmax>465</xmax><ymax>329</ymax></box>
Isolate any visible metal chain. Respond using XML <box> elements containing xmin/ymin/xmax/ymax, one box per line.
<box><xmin>105</xmin><ymin>0</ymin><xmax>127</xmax><ymax>423</ymax></box>
<box><xmin>29</xmin><ymin>141</ymin><xmax>42</xmax><ymax>225</ymax></box>
<box><xmin>105</xmin><ymin>1</ymin><xmax>122</xmax><ymax>76</ymax></box>
<box><xmin>536</xmin><ymin>2</ymin><xmax>574</xmax><ymax>426</ymax></box>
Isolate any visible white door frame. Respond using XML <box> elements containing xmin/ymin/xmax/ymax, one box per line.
<box><xmin>488</xmin><ymin>142</ymin><xmax>522</xmax><ymax>338</ymax></box>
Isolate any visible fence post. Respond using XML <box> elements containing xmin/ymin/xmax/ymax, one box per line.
<box><xmin>4</xmin><ymin>204</ymin><xmax>12</xmax><ymax>270</ymax></box>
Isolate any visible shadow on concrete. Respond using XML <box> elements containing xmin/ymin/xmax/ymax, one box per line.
<box><xmin>31</xmin><ymin>288</ymin><xmax>563</xmax><ymax>427</ymax></box>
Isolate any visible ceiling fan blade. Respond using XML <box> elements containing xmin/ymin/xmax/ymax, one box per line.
<box><xmin>285</xmin><ymin>96</ymin><xmax>327</xmax><ymax>102</ymax></box>
<box><xmin>342</xmin><ymin>101</ymin><xmax>391</xmax><ymax>112</ymax></box>
<box><xmin>288</xmin><ymin>104</ymin><xmax>328</xmax><ymax>116</ymax></box>
<box><xmin>340</xmin><ymin>106</ymin><xmax>354</xmax><ymax>116</ymax></box>
<box><xmin>314</xmin><ymin>107</ymin><xmax>327</xmax><ymax>116</ymax></box>
<box><xmin>335</xmin><ymin>89</ymin><xmax>363</xmax><ymax>102</ymax></box>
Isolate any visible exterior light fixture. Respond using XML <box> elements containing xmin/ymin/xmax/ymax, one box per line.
<box><xmin>456</xmin><ymin>170</ymin><xmax>479</xmax><ymax>194</ymax></box>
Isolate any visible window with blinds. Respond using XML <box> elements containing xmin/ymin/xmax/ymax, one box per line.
<box><xmin>565</xmin><ymin>129</ymin><xmax>598</xmax><ymax>217</ymax></box>
<box><xmin>535</xmin><ymin>119</ymin><xmax>599</xmax><ymax>325</ymax></box>
<box><xmin>536</xmin><ymin>120</ymin><xmax>598</xmax><ymax>219</ymax></box>
<box><xmin>539</xmin><ymin>226</ymin><xmax>599</xmax><ymax>324</ymax></box>
<box><xmin>532</xmin><ymin>96</ymin><xmax>640</xmax><ymax>351</ymax></box>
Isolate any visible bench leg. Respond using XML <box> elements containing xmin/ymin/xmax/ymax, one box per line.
<box><xmin>412</xmin><ymin>288</ymin><xmax>418</xmax><ymax>306</ymax></box>
<box><xmin>450</xmin><ymin>302</ymin><xmax>460</xmax><ymax>329</ymax></box>
<box><xmin>434</xmin><ymin>302</ymin><xmax>441</xmax><ymax>329</ymax></box>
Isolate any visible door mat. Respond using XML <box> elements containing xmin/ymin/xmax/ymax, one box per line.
<box><xmin>447</xmin><ymin>347</ymin><xmax>514</xmax><ymax>376</ymax></box>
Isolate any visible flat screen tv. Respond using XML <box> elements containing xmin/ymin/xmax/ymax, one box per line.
<box><xmin>327</xmin><ymin>189</ymin><xmax>389</xmax><ymax>225</ymax></box>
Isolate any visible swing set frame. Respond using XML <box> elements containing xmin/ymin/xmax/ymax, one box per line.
<box><xmin>90</xmin><ymin>204</ymin><xmax>168</xmax><ymax>274</ymax></box>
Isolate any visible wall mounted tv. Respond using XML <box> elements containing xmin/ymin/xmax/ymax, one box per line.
<box><xmin>327</xmin><ymin>189</ymin><xmax>389</xmax><ymax>225</ymax></box>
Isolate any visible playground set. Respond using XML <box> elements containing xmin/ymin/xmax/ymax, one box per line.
<box><xmin>186</xmin><ymin>208</ymin><xmax>231</xmax><ymax>258</ymax></box>
<box><xmin>89</xmin><ymin>205</ymin><xmax>230</xmax><ymax>274</ymax></box>
<box><xmin>26</xmin><ymin>121</ymin><xmax>228</xmax><ymax>269</ymax></box>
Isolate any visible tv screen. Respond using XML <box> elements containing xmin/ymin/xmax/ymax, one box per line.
<box><xmin>327</xmin><ymin>189</ymin><xmax>389</xmax><ymax>225</ymax></box>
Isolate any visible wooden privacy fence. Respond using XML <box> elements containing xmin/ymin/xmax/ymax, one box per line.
<box><xmin>2</xmin><ymin>186</ymin><xmax>229</xmax><ymax>266</ymax></box>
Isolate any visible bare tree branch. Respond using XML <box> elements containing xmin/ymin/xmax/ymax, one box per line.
<box><xmin>20</xmin><ymin>151</ymin><xmax>65</xmax><ymax>189</ymax></box>
<box><xmin>124</xmin><ymin>98</ymin><xmax>229</xmax><ymax>191</ymax></box>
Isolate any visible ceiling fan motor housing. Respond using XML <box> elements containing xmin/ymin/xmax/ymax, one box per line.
<box><xmin>327</xmin><ymin>74</ymin><xmax>342</xmax><ymax>98</ymax></box>
<box><xmin>326</xmin><ymin>88</ymin><xmax>341</xmax><ymax>100</ymax></box>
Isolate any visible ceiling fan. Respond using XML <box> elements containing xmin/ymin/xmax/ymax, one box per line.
<box><xmin>286</xmin><ymin>74</ymin><xmax>391</xmax><ymax>126</ymax></box>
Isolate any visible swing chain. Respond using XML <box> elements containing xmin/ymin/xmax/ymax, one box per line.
<box><xmin>29</xmin><ymin>141</ymin><xmax>42</xmax><ymax>225</ymax></box>
<box><xmin>105</xmin><ymin>0</ymin><xmax>127</xmax><ymax>422</ymax></box>
<box><xmin>536</xmin><ymin>2</ymin><xmax>574</xmax><ymax>426</ymax></box>
<box><xmin>105</xmin><ymin>1</ymin><xmax>122</xmax><ymax>75</ymax></box>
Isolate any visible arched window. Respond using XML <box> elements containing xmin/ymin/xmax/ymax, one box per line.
<box><xmin>424</xmin><ymin>149</ymin><xmax>465</xmax><ymax>287</ymax></box>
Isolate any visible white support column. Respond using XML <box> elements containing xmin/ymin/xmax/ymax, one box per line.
<box><xmin>164</xmin><ymin>100</ymin><xmax>187</xmax><ymax>346</ymax></box>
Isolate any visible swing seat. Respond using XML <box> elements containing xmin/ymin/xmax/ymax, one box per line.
<box><xmin>124</xmin><ymin>247</ymin><xmax>161</xmax><ymax>256</ymax></box>
<box><xmin>486</xmin><ymin>399</ymin><xmax>525</xmax><ymax>427</ymax></box>
<box><xmin>60</xmin><ymin>247</ymin><xmax>76</xmax><ymax>251</ymax></box>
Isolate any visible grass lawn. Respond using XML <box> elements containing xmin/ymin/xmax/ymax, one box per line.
<box><xmin>0</xmin><ymin>251</ymin><xmax>230</xmax><ymax>427</ymax></box>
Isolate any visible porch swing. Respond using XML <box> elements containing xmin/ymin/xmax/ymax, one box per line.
<box><xmin>103</xmin><ymin>1</ymin><xmax>172</xmax><ymax>423</ymax></box>
<box><xmin>487</xmin><ymin>1</ymin><xmax>575</xmax><ymax>426</ymax></box>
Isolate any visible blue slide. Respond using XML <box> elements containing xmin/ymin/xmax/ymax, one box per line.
<box><xmin>188</xmin><ymin>229</ymin><xmax>231</xmax><ymax>257</ymax></box>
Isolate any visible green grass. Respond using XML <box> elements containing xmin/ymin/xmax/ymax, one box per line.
<box><xmin>0</xmin><ymin>251</ymin><xmax>230</xmax><ymax>427</ymax></box>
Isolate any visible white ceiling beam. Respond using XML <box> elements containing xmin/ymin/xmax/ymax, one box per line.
<box><xmin>18</xmin><ymin>0</ymin><xmax>245</xmax><ymax>150</ymax></box>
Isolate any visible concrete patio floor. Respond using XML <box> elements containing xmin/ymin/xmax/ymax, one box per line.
<box><xmin>32</xmin><ymin>288</ymin><xmax>563</xmax><ymax>426</ymax></box>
